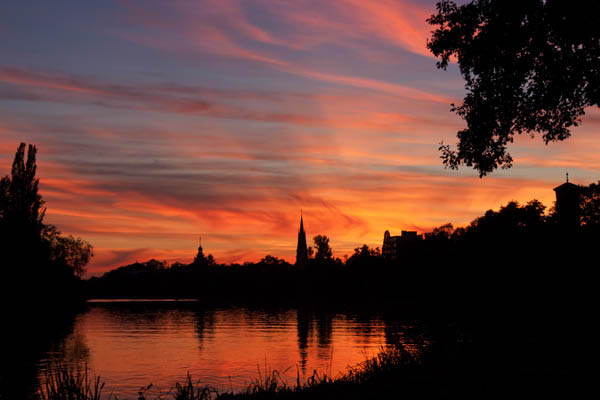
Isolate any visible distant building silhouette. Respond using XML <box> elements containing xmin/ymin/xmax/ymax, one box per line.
<box><xmin>295</xmin><ymin>213</ymin><xmax>308</xmax><ymax>267</ymax></box>
<box><xmin>382</xmin><ymin>230</ymin><xmax>422</xmax><ymax>261</ymax></box>
<box><xmin>553</xmin><ymin>174</ymin><xmax>581</xmax><ymax>230</ymax></box>
<box><xmin>192</xmin><ymin>236</ymin><xmax>209</xmax><ymax>266</ymax></box>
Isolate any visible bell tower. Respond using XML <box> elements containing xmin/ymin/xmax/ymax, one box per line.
<box><xmin>553</xmin><ymin>173</ymin><xmax>581</xmax><ymax>230</ymax></box>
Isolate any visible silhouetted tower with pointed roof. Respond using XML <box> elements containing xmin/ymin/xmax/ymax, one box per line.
<box><xmin>193</xmin><ymin>236</ymin><xmax>207</xmax><ymax>266</ymax></box>
<box><xmin>553</xmin><ymin>173</ymin><xmax>581</xmax><ymax>230</ymax></box>
<box><xmin>296</xmin><ymin>213</ymin><xmax>308</xmax><ymax>267</ymax></box>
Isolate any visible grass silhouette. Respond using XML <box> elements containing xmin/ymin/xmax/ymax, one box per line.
<box><xmin>35</xmin><ymin>345</ymin><xmax>423</xmax><ymax>400</ymax></box>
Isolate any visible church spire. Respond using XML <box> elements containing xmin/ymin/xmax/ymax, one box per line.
<box><xmin>296</xmin><ymin>212</ymin><xmax>308</xmax><ymax>267</ymax></box>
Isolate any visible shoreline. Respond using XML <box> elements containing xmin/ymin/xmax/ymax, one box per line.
<box><xmin>36</xmin><ymin>345</ymin><xmax>439</xmax><ymax>400</ymax></box>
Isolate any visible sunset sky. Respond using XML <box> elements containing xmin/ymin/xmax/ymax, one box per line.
<box><xmin>2</xmin><ymin>0</ymin><xmax>600</xmax><ymax>275</ymax></box>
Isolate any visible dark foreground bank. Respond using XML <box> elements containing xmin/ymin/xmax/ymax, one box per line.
<box><xmin>33</xmin><ymin>332</ymin><xmax>585</xmax><ymax>400</ymax></box>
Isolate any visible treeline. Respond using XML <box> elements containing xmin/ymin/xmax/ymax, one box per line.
<box><xmin>86</xmin><ymin>194</ymin><xmax>598</xmax><ymax>309</ymax></box>
<box><xmin>0</xmin><ymin>143</ymin><xmax>93</xmax><ymax>306</ymax></box>
<box><xmin>5</xmin><ymin>140</ymin><xmax>595</xmax><ymax>309</ymax></box>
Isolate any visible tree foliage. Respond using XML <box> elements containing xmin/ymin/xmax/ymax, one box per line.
<box><xmin>464</xmin><ymin>200</ymin><xmax>547</xmax><ymax>240</ymax></box>
<box><xmin>259</xmin><ymin>255</ymin><xmax>287</xmax><ymax>266</ymax></box>
<box><xmin>351</xmin><ymin>244</ymin><xmax>381</xmax><ymax>258</ymax></box>
<box><xmin>425</xmin><ymin>223</ymin><xmax>454</xmax><ymax>241</ymax></box>
<box><xmin>0</xmin><ymin>143</ymin><xmax>93</xmax><ymax>277</ymax></box>
<box><xmin>43</xmin><ymin>225</ymin><xmax>94</xmax><ymax>277</ymax></box>
<box><xmin>0</xmin><ymin>175</ymin><xmax>9</xmax><ymax>220</ymax></box>
<box><xmin>313</xmin><ymin>234</ymin><xmax>332</xmax><ymax>260</ymax></box>
<box><xmin>0</xmin><ymin>143</ymin><xmax>45</xmax><ymax>240</ymax></box>
<box><xmin>428</xmin><ymin>0</ymin><xmax>600</xmax><ymax>175</ymax></box>
<box><xmin>346</xmin><ymin>244</ymin><xmax>382</xmax><ymax>269</ymax></box>
<box><xmin>579</xmin><ymin>181</ymin><xmax>600</xmax><ymax>226</ymax></box>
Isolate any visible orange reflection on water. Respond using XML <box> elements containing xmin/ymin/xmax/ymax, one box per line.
<box><xmin>39</xmin><ymin>301</ymin><xmax>428</xmax><ymax>398</ymax></box>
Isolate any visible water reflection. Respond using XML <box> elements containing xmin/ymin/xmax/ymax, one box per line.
<box><xmin>1</xmin><ymin>310</ymin><xmax>80</xmax><ymax>399</ymax></box>
<box><xmin>194</xmin><ymin>308</ymin><xmax>216</xmax><ymax>350</ymax></box>
<box><xmin>3</xmin><ymin>301</ymin><xmax>432</xmax><ymax>399</ymax></box>
<box><xmin>296</xmin><ymin>309</ymin><xmax>311</xmax><ymax>373</ymax></box>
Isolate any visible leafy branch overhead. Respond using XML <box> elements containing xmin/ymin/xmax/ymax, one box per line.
<box><xmin>427</xmin><ymin>0</ymin><xmax>600</xmax><ymax>176</ymax></box>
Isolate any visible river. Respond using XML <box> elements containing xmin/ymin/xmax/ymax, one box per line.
<box><xmin>21</xmin><ymin>300</ymin><xmax>430</xmax><ymax>399</ymax></box>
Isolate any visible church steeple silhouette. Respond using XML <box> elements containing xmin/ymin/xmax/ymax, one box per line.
<box><xmin>295</xmin><ymin>212</ymin><xmax>308</xmax><ymax>267</ymax></box>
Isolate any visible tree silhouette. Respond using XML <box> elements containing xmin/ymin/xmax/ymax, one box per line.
<box><xmin>423</xmin><ymin>223</ymin><xmax>455</xmax><ymax>254</ymax></box>
<box><xmin>313</xmin><ymin>235</ymin><xmax>332</xmax><ymax>261</ymax></box>
<box><xmin>259</xmin><ymin>255</ymin><xmax>287</xmax><ymax>266</ymax></box>
<box><xmin>0</xmin><ymin>143</ymin><xmax>46</xmax><ymax>265</ymax></box>
<box><xmin>579</xmin><ymin>181</ymin><xmax>600</xmax><ymax>226</ymax></box>
<box><xmin>0</xmin><ymin>142</ymin><xmax>93</xmax><ymax>278</ymax></box>
<box><xmin>43</xmin><ymin>225</ymin><xmax>94</xmax><ymax>277</ymax></box>
<box><xmin>462</xmin><ymin>200</ymin><xmax>547</xmax><ymax>243</ymax></box>
<box><xmin>346</xmin><ymin>244</ymin><xmax>382</xmax><ymax>270</ymax></box>
<box><xmin>428</xmin><ymin>1</ymin><xmax>600</xmax><ymax>175</ymax></box>
<box><xmin>351</xmin><ymin>244</ymin><xmax>380</xmax><ymax>258</ymax></box>
<box><xmin>0</xmin><ymin>173</ymin><xmax>9</xmax><ymax>217</ymax></box>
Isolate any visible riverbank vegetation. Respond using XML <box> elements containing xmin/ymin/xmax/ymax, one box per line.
<box><xmin>35</xmin><ymin>331</ymin><xmax>579</xmax><ymax>400</ymax></box>
<box><xmin>86</xmin><ymin>193</ymin><xmax>598</xmax><ymax>312</ymax></box>
<box><xmin>32</xmin><ymin>345</ymin><xmax>459</xmax><ymax>399</ymax></box>
<box><xmin>0</xmin><ymin>143</ymin><xmax>94</xmax><ymax>399</ymax></box>
<box><xmin>0</xmin><ymin>143</ymin><xmax>93</xmax><ymax>306</ymax></box>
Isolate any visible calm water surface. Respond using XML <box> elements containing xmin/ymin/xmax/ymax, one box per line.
<box><xmin>33</xmin><ymin>300</ymin><xmax>429</xmax><ymax>399</ymax></box>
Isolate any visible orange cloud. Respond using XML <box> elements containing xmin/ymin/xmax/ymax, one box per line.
<box><xmin>337</xmin><ymin>0</ymin><xmax>433</xmax><ymax>57</ymax></box>
<box><xmin>3</xmin><ymin>0</ymin><xmax>596</xmax><ymax>276</ymax></box>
